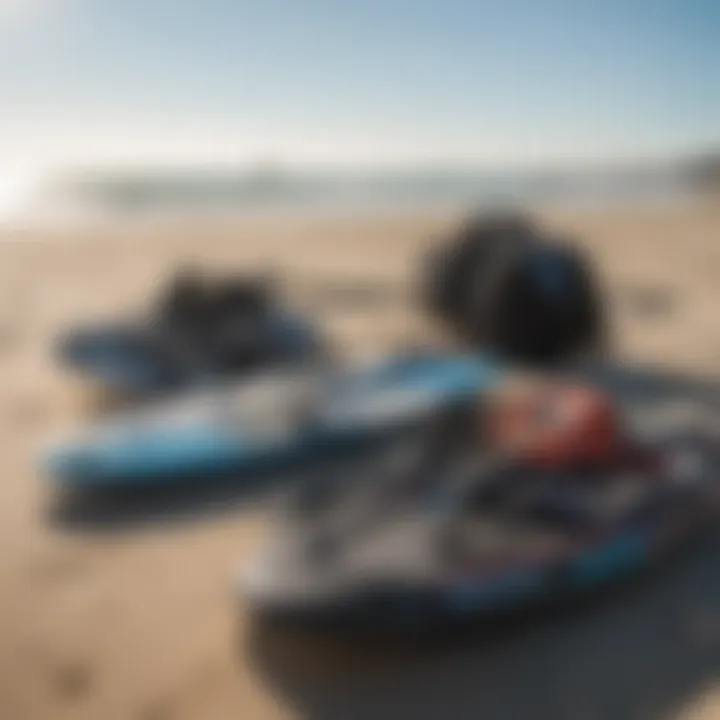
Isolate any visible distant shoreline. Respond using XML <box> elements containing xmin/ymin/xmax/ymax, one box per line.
<box><xmin>1</xmin><ymin>165</ymin><xmax>698</xmax><ymax>230</ymax></box>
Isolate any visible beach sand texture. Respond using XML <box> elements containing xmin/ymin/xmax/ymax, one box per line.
<box><xmin>2</xmin><ymin>198</ymin><xmax>720</xmax><ymax>720</ymax></box>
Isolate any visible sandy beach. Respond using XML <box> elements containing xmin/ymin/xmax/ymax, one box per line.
<box><xmin>2</xmin><ymin>197</ymin><xmax>720</xmax><ymax>720</ymax></box>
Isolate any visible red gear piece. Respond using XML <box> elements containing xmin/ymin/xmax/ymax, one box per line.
<box><xmin>489</xmin><ymin>383</ymin><xmax>621</xmax><ymax>470</ymax></box>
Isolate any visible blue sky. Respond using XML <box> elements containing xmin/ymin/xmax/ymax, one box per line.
<box><xmin>0</xmin><ymin>0</ymin><xmax>718</xmax><ymax>176</ymax></box>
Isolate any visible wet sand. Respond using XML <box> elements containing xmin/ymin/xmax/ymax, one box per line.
<box><xmin>2</xmin><ymin>197</ymin><xmax>720</xmax><ymax>719</ymax></box>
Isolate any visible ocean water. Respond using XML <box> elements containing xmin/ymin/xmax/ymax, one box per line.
<box><xmin>1</xmin><ymin>165</ymin><xmax>693</xmax><ymax>226</ymax></box>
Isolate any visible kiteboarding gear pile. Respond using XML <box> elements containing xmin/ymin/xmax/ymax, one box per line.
<box><xmin>240</xmin><ymin>383</ymin><xmax>718</xmax><ymax>630</ymax></box>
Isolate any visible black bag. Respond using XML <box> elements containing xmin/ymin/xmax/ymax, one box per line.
<box><xmin>156</xmin><ymin>269</ymin><xmax>278</xmax><ymax>373</ymax></box>
<box><xmin>422</xmin><ymin>213</ymin><xmax>606</xmax><ymax>365</ymax></box>
<box><xmin>204</xmin><ymin>275</ymin><xmax>277</xmax><ymax>370</ymax></box>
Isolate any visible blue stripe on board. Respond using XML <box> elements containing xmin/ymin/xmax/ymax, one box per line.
<box><xmin>46</xmin><ymin>354</ymin><xmax>499</xmax><ymax>486</ymax></box>
<box><xmin>567</xmin><ymin>532</ymin><xmax>647</xmax><ymax>586</ymax></box>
